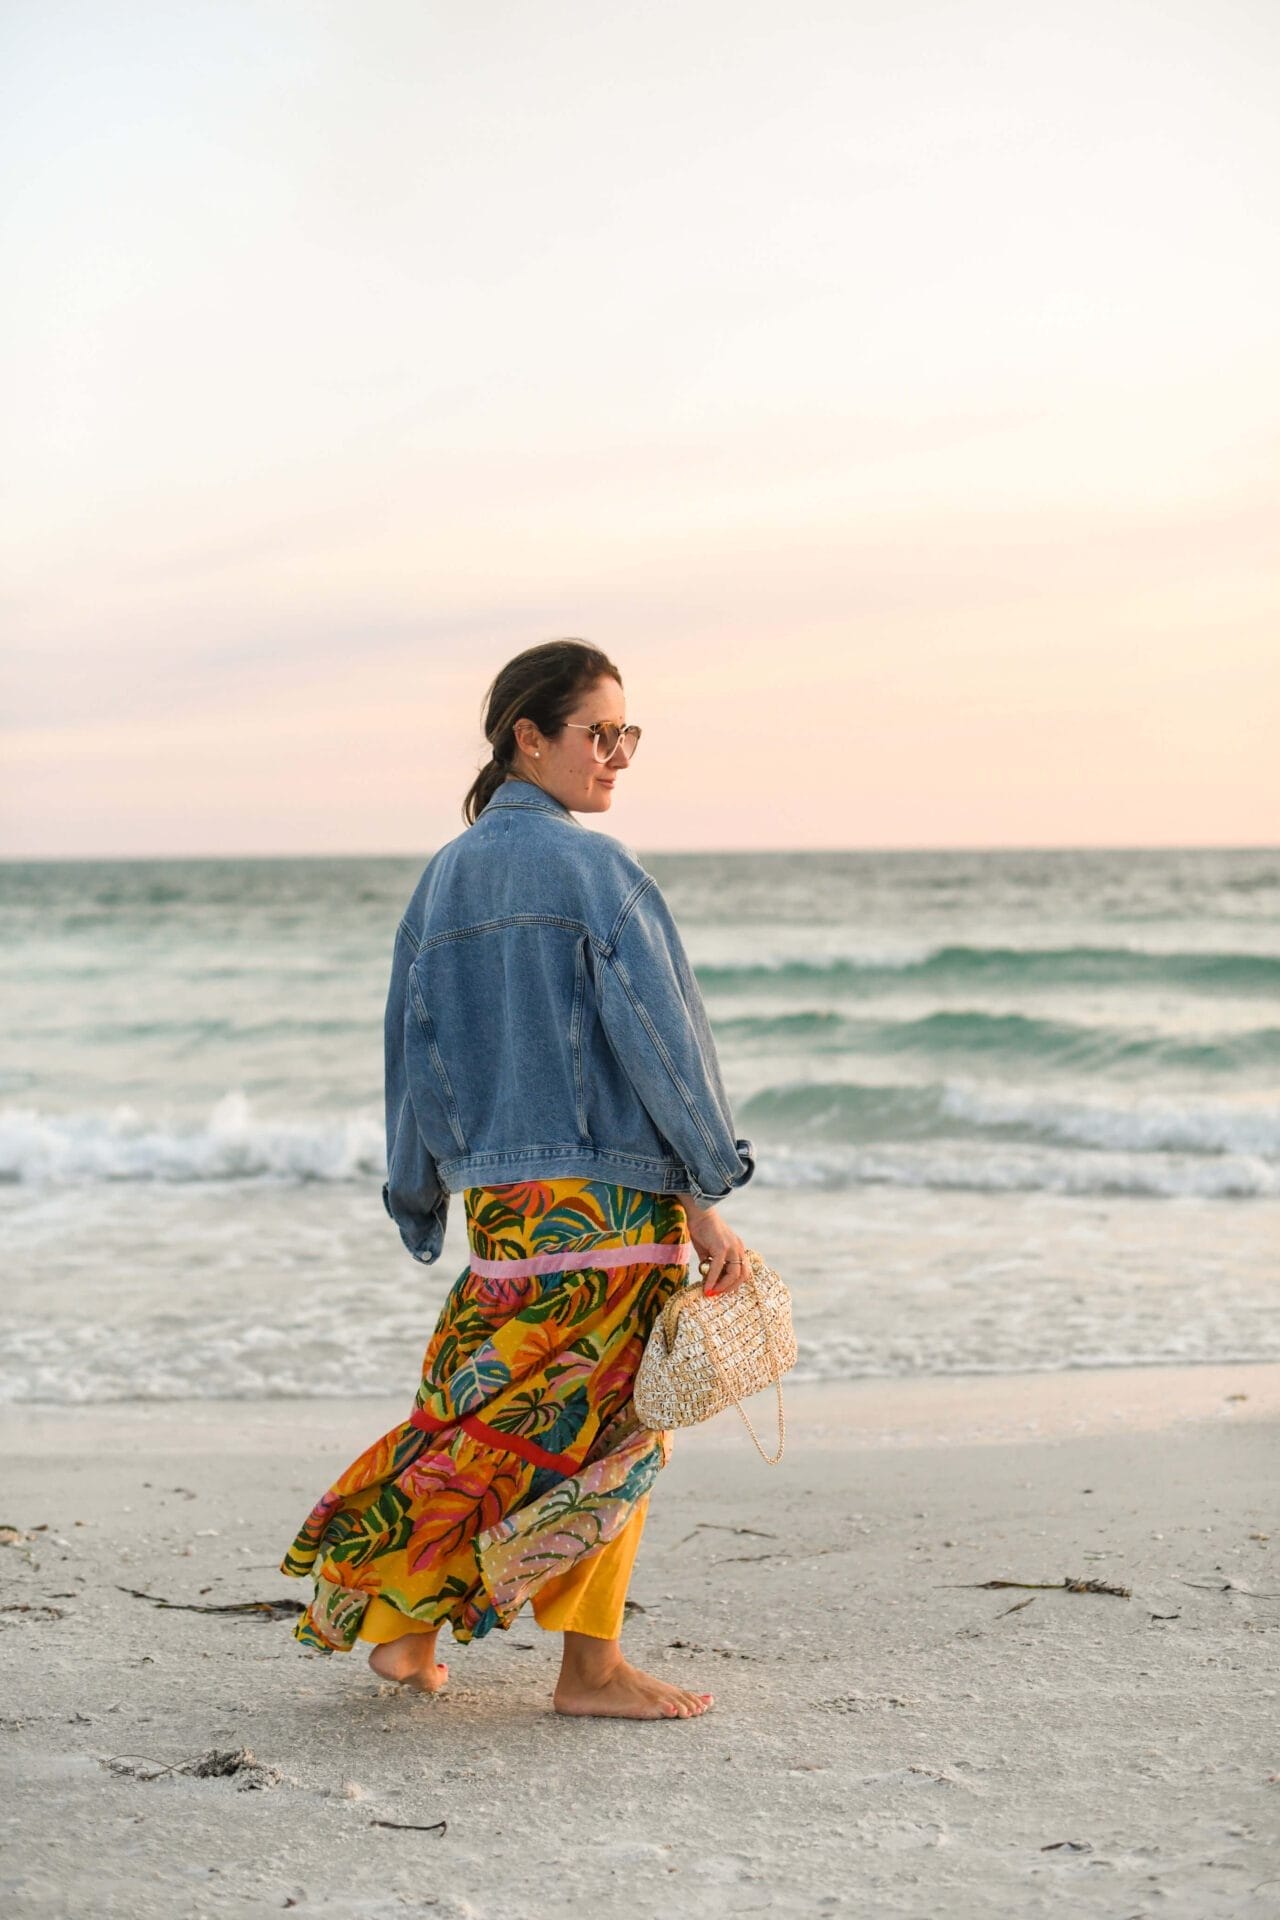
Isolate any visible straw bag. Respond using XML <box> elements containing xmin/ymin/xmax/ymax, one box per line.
<box><xmin>633</xmin><ymin>1247</ymin><xmax>797</xmax><ymax>1464</ymax></box>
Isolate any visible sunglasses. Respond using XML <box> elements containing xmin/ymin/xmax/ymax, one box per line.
<box><xmin>562</xmin><ymin>721</ymin><xmax>643</xmax><ymax>764</ymax></box>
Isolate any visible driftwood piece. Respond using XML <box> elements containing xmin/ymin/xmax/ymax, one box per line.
<box><xmin>102</xmin><ymin>1747</ymin><xmax>283</xmax><ymax>1788</ymax></box>
<box><xmin>946</xmin><ymin>1574</ymin><xmax>1131</xmax><ymax>1599</ymax></box>
<box><xmin>671</xmin><ymin>1523</ymin><xmax>778</xmax><ymax>1551</ymax></box>
<box><xmin>116</xmin><ymin>1585</ymin><xmax>304</xmax><ymax>1619</ymax></box>
<box><xmin>370</xmin><ymin>1819</ymin><xmax>448</xmax><ymax>1834</ymax></box>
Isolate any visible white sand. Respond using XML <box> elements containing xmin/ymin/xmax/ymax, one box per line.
<box><xmin>2</xmin><ymin>1366</ymin><xmax>1278</xmax><ymax>1919</ymax></box>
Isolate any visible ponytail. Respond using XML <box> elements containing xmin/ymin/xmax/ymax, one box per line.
<box><xmin>462</xmin><ymin>752</ymin><xmax>510</xmax><ymax>827</ymax></box>
<box><xmin>461</xmin><ymin>639</ymin><xmax>622</xmax><ymax>826</ymax></box>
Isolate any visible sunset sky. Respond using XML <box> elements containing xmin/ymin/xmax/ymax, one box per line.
<box><xmin>2</xmin><ymin>0</ymin><xmax>1276</xmax><ymax>856</ymax></box>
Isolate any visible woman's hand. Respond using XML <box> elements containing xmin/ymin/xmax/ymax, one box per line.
<box><xmin>676</xmin><ymin>1194</ymin><xmax>751</xmax><ymax>1295</ymax></box>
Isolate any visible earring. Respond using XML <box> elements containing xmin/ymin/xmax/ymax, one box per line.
<box><xmin>534</xmin><ymin>750</ymin><xmax>540</xmax><ymax>757</ymax></box>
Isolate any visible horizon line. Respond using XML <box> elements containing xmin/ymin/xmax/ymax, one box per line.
<box><xmin>2</xmin><ymin>841</ymin><xmax>1277</xmax><ymax>864</ymax></box>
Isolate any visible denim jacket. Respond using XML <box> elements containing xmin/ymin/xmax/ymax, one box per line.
<box><xmin>382</xmin><ymin>777</ymin><xmax>755</xmax><ymax>1263</ymax></box>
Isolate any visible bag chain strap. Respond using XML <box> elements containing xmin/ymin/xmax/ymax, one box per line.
<box><xmin>696</xmin><ymin>1255</ymin><xmax>787</xmax><ymax>1466</ymax></box>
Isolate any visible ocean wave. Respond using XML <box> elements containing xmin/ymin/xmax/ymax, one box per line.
<box><xmin>740</xmin><ymin>1078</ymin><xmax>1280</xmax><ymax>1157</ymax></box>
<box><xmin>2</xmin><ymin>1082</ymin><xmax>1276</xmax><ymax>1196</ymax></box>
<box><xmin>0</xmin><ymin>1091</ymin><xmax>384</xmax><ymax>1185</ymax></box>
<box><xmin>751</xmin><ymin>1141</ymin><xmax>1279</xmax><ymax>1198</ymax></box>
<box><xmin>718</xmin><ymin>1007</ymin><xmax>1280</xmax><ymax>1072</ymax></box>
<box><xmin>5</xmin><ymin>1013</ymin><xmax>369</xmax><ymax>1046</ymax></box>
<box><xmin>0</xmin><ymin>1314</ymin><xmax>414</xmax><ymax>1406</ymax></box>
<box><xmin>940</xmin><ymin>1081</ymin><xmax>1280</xmax><ymax>1157</ymax></box>
<box><xmin>700</xmin><ymin>944</ymin><xmax>1280</xmax><ymax>996</ymax></box>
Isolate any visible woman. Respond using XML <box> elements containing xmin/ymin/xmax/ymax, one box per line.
<box><xmin>280</xmin><ymin>640</ymin><xmax>756</xmax><ymax>1722</ymax></box>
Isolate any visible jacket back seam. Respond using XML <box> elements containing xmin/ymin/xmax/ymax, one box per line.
<box><xmin>569</xmin><ymin>936</ymin><xmax>589</xmax><ymax>1140</ymax></box>
<box><xmin>603</xmin><ymin>875</ymin><xmax>653</xmax><ymax>957</ymax></box>
<box><xmin>407</xmin><ymin>972</ymin><xmax>469</xmax><ymax>1155</ymax></box>
<box><xmin>418</xmin><ymin>912</ymin><xmax>601</xmax><ymax>951</ymax></box>
<box><xmin>604</xmin><ymin>948</ymin><xmax>732</xmax><ymax>1186</ymax></box>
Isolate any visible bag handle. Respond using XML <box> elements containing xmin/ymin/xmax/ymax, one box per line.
<box><xmin>673</xmin><ymin>1254</ymin><xmax>787</xmax><ymax>1466</ymax></box>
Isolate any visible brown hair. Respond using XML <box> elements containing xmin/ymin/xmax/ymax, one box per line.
<box><xmin>462</xmin><ymin>639</ymin><xmax>623</xmax><ymax>825</ymax></box>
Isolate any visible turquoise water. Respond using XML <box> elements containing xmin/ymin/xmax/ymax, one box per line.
<box><xmin>2</xmin><ymin>845</ymin><xmax>1277</xmax><ymax>1401</ymax></box>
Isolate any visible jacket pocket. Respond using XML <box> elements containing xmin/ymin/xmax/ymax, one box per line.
<box><xmin>408</xmin><ymin>967</ymin><xmax>469</xmax><ymax>1155</ymax></box>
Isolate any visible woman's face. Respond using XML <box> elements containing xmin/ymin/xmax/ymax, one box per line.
<box><xmin>514</xmin><ymin>676</ymin><xmax>631</xmax><ymax>816</ymax></box>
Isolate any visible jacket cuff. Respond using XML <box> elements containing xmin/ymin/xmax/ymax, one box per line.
<box><xmin>382</xmin><ymin>1180</ymin><xmax>448</xmax><ymax>1264</ymax></box>
<box><xmin>685</xmin><ymin>1135</ymin><xmax>755</xmax><ymax>1203</ymax></box>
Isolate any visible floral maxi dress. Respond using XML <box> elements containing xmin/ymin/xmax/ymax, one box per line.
<box><xmin>280</xmin><ymin>1176</ymin><xmax>691</xmax><ymax>1650</ymax></box>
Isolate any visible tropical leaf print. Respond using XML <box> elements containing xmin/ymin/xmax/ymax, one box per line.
<box><xmin>488</xmin><ymin>1383</ymin><xmax>592</xmax><ymax>1455</ymax></box>
<box><xmin>448</xmin><ymin>1346</ymin><xmax>512</xmax><ymax>1416</ymax></box>
<box><xmin>474</xmin><ymin>1180</ymin><xmax>560</xmax><ymax>1220</ymax></box>
<box><xmin>590</xmin><ymin>1335</ymin><xmax>647</xmax><ymax>1427</ymax></box>
<box><xmin>500</xmin><ymin>1316</ymin><xmax>590</xmax><ymax>1382</ymax></box>
<box><xmin>464</xmin><ymin>1193</ymin><xmax>531</xmax><ymax>1261</ymax></box>
<box><xmin>279</xmin><ymin>1175</ymin><xmax>689</xmax><ymax>1650</ymax></box>
<box><xmin>516</xmin><ymin>1269</ymin><xmax>611</xmax><ymax>1330</ymax></box>
<box><xmin>406</xmin><ymin>1456</ymin><xmax>521</xmax><ymax>1575</ymax></box>
<box><xmin>422</xmin><ymin>1331</ymin><xmax>460</xmax><ymax>1389</ymax></box>
<box><xmin>592</xmin><ymin>1182</ymin><xmax>670</xmax><ymax>1240</ymax></box>
<box><xmin>471</xmin><ymin>1267</ymin><xmax>536</xmax><ymax>1314</ymax></box>
<box><xmin>543</xmin><ymin>1341</ymin><xmax>602</xmax><ymax>1392</ymax></box>
<box><xmin>529</xmin><ymin>1198</ymin><xmax>610</xmax><ymax>1249</ymax></box>
<box><xmin>537</xmin><ymin>1181</ymin><xmax>684</xmax><ymax>1247</ymax></box>
<box><xmin>318</xmin><ymin>1478</ymin><xmax>415</xmax><ymax>1565</ymax></box>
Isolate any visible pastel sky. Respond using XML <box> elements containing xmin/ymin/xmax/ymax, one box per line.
<box><xmin>2</xmin><ymin>0</ymin><xmax>1276</xmax><ymax>856</ymax></box>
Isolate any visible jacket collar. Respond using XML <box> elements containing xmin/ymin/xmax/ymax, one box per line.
<box><xmin>481</xmin><ymin>777</ymin><xmax>577</xmax><ymax>821</ymax></box>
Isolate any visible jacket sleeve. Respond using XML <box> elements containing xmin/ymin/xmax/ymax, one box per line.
<box><xmin>381</xmin><ymin>919</ymin><xmax>449</xmax><ymax>1263</ymax></box>
<box><xmin>596</xmin><ymin>876</ymin><xmax>755</xmax><ymax>1203</ymax></box>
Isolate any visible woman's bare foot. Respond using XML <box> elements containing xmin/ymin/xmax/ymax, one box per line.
<box><xmin>554</xmin><ymin>1632</ymin><xmax>713</xmax><ymax>1720</ymax></box>
<box><xmin>368</xmin><ymin>1629</ymin><xmax>448</xmax><ymax>1693</ymax></box>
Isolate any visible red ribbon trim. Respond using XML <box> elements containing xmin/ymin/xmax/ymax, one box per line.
<box><xmin>409</xmin><ymin>1403</ymin><xmax>582</xmax><ymax>1478</ymax></box>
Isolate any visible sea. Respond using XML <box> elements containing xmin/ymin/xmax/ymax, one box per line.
<box><xmin>2</xmin><ymin>845</ymin><xmax>1277</xmax><ymax>1407</ymax></box>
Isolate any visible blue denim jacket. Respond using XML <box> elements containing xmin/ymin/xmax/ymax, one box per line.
<box><xmin>381</xmin><ymin>777</ymin><xmax>755</xmax><ymax>1262</ymax></box>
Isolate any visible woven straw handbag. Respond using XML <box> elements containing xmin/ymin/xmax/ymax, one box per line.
<box><xmin>633</xmin><ymin>1247</ymin><xmax>798</xmax><ymax>1464</ymax></box>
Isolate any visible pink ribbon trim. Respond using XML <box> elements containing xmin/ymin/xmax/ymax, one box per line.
<box><xmin>466</xmin><ymin>1239</ymin><xmax>693</xmax><ymax>1279</ymax></box>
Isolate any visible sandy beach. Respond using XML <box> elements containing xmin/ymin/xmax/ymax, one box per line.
<box><xmin>3</xmin><ymin>1365</ymin><xmax>1277</xmax><ymax>1919</ymax></box>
